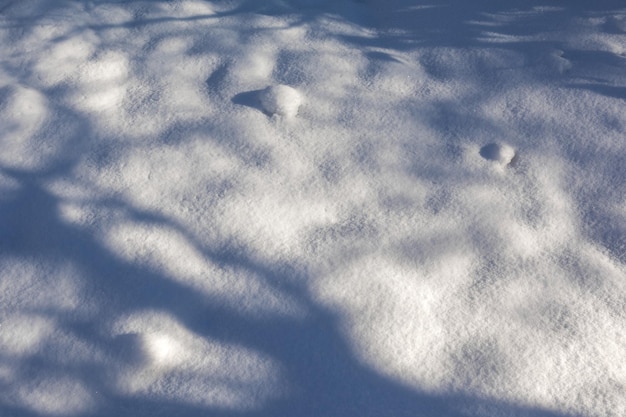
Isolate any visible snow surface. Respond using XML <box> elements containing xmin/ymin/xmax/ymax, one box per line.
<box><xmin>0</xmin><ymin>0</ymin><xmax>625</xmax><ymax>416</ymax></box>
<box><xmin>259</xmin><ymin>84</ymin><xmax>303</xmax><ymax>117</ymax></box>
<box><xmin>480</xmin><ymin>142</ymin><xmax>516</xmax><ymax>166</ymax></box>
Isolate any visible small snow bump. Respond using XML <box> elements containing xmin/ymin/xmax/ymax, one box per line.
<box><xmin>547</xmin><ymin>49</ymin><xmax>572</xmax><ymax>74</ymax></box>
<box><xmin>480</xmin><ymin>142</ymin><xmax>516</xmax><ymax>165</ymax></box>
<box><xmin>259</xmin><ymin>84</ymin><xmax>302</xmax><ymax>117</ymax></box>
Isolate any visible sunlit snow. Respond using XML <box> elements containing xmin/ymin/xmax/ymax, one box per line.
<box><xmin>0</xmin><ymin>0</ymin><xmax>625</xmax><ymax>416</ymax></box>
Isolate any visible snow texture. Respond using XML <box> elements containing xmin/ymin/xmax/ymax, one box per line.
<box><xmin>0</xmin><ymin>0</ymin><xmax>625</xmax><ymax>417</ymax></box>
<box><xmin>259</xmin><ymin>84</ymin><xmax>303</xmax><ymax>117</ymax></box>
<box><xmin>480</xmin><ymin>143</ymin><xmax>516</xmax><ymax>165</ymax></box>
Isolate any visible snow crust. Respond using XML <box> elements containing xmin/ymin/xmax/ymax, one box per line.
<box><xmin>0</xmin><ymin>1</ymin><xmax>625</xmax><ymax>416</ymax></box>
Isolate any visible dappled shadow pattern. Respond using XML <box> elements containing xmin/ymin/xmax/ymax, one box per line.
<box><xmin>1</xmin><ymin>1</ymin><xmax>624</xmax><ymax>416</ymax></box>
<box><xmin>0</xmin><ymin>162</ymin><xmax>576</xmax><ymax>417</ymax></box>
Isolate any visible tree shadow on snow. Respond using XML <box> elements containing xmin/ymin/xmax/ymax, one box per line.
<box><xmin>0</xmin><ymin>161</ymin><xmax>578</xmax><ymax>417</ymax></box>
<box><xmin>1</xmin><ymin>1</ymin><xmax>624</xmax><ymax>416</ymax></box>
<box><xmin>566</xmin><ymin>82</ymin><xmax>626</xmax><ymax>100</ymax></box>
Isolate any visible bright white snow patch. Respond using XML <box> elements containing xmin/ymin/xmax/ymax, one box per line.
<box><xmin>259</xmin><ymin>84</ymin><xmax>303</xmax><ymax>117</ymax></box>
<box><xmin>0</xmin><ymin>86</ymin><xmax>49</xmax><ymax>169</ymax></box>
<box><xmin>144</xmin><ymin>333</ymin><xmax>177</xmax><ymax>364</ymax></box>
<box><xmin>111</xmin><ymin>311</ymin><xmax>286</xmax><ymax>409</ymax></box>
<box><xmin>0</xmin><ymin>314</ymin><xmax>54</xmax><ymax>356</ymax></box>
<box><xmin>16</xmin><ymin>377</ymin><xmax>96</xmax><ymax>415</ymax></box>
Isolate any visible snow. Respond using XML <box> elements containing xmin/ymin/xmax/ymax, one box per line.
<box><xmin>259</xmin><ymin>84</ymin><xmax>303</xmax><ymax>117</ymax></box>
<box><xmin>1</xmin><ymin>0</ymin><xmax>625</xmax><ymax>416</ymax></box>
<box><xmin>480</xmin><ymin>142</ymin><xmax>516</xmax><ymax>165</ymax></box>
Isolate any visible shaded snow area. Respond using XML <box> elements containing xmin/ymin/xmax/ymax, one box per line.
<box><xmin>1</xmin><ymin>0</ymin><xmax>626</xmax><ymax>416</ymax></box>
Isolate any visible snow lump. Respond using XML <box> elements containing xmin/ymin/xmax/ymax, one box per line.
<box><xmin>259</xmin><ymin>84</ymin><xmax>302</xmax><ymax>117</ymax></box>
<box><xmin>480</xmin><ymin>142</ymin><xmax>516</xmax><ymax>165</ymax></box>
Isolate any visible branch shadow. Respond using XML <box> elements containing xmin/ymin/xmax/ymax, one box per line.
<box><xmin>566</xmin><ymin>82</ymin><xmax>626</xmax><ymax>100</ymax></box>
<box><xmin>1</xmin><ymin>1</ymin><xmax>623</xmax><ymax>416</ymax></box>
<box><xmin>0</xmin><ymin>161</ymin><xmax>578</xmax><ymax>417</ymax></box>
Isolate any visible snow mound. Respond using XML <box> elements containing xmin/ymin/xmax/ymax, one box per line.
<box><xmin>548</xmin><ymin>49</ymin><xmax>572</xmax><ymax>74</ymax></box>
<box><xmin>259</xmin><ymin>84</ymin><xmax>302</xmax><ymax>117</ymax></box>
<box><xmin>480</xmin><ymin>142</ymin><xmax>516</xmax><ymax>165</ymax></box>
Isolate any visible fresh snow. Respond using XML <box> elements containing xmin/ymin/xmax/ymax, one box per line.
<box><xmin>0</xmin><ymin>0</ymin><xmax>625</xmax><ymax>416</ymax></box>
<box><xmin>259</xmin><ymin>84</ymin><xmax>303</xmax><ymax>117</ymax></box>
<box><xmin>480</xmin><ymin>142</ymin><xmax>516</xmax><ymax>165</ymax></box>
